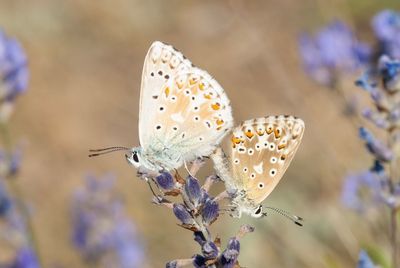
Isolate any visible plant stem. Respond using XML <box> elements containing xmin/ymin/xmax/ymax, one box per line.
<box><xmin>0</xmin><ymin>122</ymin><xmax>43</xmax><ymax>266</ymax></box>
<box><xmin>391</xmin><ymin>208</ymin><xmax>398</xmax><ymax>268</ymax></box>
<box><xmin>388</xmin><ymin>126</ymin><xmax>399</xmax><ymax>268</ymax></box>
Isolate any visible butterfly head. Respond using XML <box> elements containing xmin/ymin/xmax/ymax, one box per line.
<box><xmin>126</xmin><ymin>147</ymin><xmax>143</xmax><ymax>168</ymax></box>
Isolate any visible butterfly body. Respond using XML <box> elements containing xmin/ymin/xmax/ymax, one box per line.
<box><xmin>212</xmin><ymin>115</ymin><xmax>305</xmax><ymax>218</ymax></box>
<box><xmin>126</xmin><ymin>41</ymin><xmax>233</xmax><ymax>172</ymax></box>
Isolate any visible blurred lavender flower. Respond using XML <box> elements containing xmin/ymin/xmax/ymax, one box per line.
<box><xmin>0</xmin><ymin>30</ymin><xmax>28</xmax><ymax>122</ymax></box>
<box><xmin>372</xmin><ymin>10</ymin><xmax>400</xmax><ymax>59</ymax></box>
<box><xmin>349</xmin><ymin>53</ymin><xmax>400</xmax><ymax>267</ymax></box>
<box><xmin>0</xmin><ymin>181</ymin><xmax>40</xmax><ymax>268</ymax></box>
<box><xmin>299</xmin><ymin>20</ymin><xmax>371</xmax><ymax>87</ymax></box>
<box><xmin>341</xmin><ymin>171</ymin><xmax>381</xmax><ymax>212</ymax></box>
<box><xmin>0</xmin><ymin>180</ymin><xmax>11</xmax><ymax>215</ymax></box>
<box><xmin>359</xmin><ymin>127</ymin><xmax>392</xmax><ymax>162</ymax></box>
<box><xmin>356</xmin><ymin>56</ymin><xmax>400</xmax><ymax>130</ymax></box>
<box><xmin>71</xmin><ymin>175</ymin><xmax>145</xmax><ymax>268</ymax></box>
<box><xmin>357</xmin><ymin>250</ymin><xmax>375</xmax><ymax>268</ymax></box>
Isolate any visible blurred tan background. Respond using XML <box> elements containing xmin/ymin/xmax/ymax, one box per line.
<box><xmin>1</xmin><ymin>0</ymin><xmax>400</xmax><ymax>267</ymax></box>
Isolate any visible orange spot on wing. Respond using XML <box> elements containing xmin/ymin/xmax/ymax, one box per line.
<box><xmin>257</xmin><ymin>130</ymin><xmax>264</xmax><ymax>136</ymax></box>
<box><xmin>204</xmin><ymin>94</ymin><xmax>212</xmax><ymax>100</ymax></box>
<box><xmin>274</xmin><ymin>128</ymin><xmax>281</xmax><ymax>139</ymax></box>
<box><xmin>245</xmin><ymin>130</ymin><xmax>254</xmax><ymax>139</ymax></box>
<box><xmin>266</xmin><ymin>126</ymin><xmax>273</xmax><ymax>134</ymax></box>
<box><xmin>216</xmin><ymin>119</ymin><xmax>224</xmax><ymax>125</ymax></box>
<box><xmin>211</xmin><ymin>102</ymin><xmax>221</xmax><ymax>110</ymax></box>
<box><xmin>199</xmin><ymin>83</ymin><xmax>205</xmax><ymax>90</ymax></box>
<box><xmin>278</xmin><ymin>143</ymin><xmax>286</xmax><ymax>150</ymax></box>
<box><xmin>165</xmin><ymin>87</ymin><xmax>170</xmax><ymax>97</ymax></box>
<box><xmin>231</xmin><ymin>136</ymin><xmax>241</xmax><ymax>145</ymax></box>
<box><xmin>189</xmin><ymin>77</ymin><xmax>198</xmax><ymax>85</ymax></box>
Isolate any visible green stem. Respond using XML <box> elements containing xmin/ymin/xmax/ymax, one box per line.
<box><xmin>0</xmin><ymin>122</ymin><xmax>43</xmax><ymax>266</ymax></box>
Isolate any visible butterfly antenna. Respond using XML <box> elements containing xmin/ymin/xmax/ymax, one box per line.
<box><xmin>88</xmin><ymin>146</ymin><xmax>130</xmax><ymax>157</ymax></box>
<box><xmin>264</xmin><ymin>206</ymin><xmax>304</xmax><ymax>227</ymax></box>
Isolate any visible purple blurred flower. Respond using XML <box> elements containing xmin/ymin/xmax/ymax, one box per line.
<box><xmin>0</xmin><ymin>180</ymin><xmax>11</xmax><ymax>216</ymax></box>
<box><xmin>359</xmin><ymin>127</ymin><xmax>392</xmax><ymax>162</ymax></box>
<box><xmin>342</xmin><ymin>171</ymin><xmax>381</xmax><ymax>212</ymax></box>
<box><xmin>372</xmin><ymin>10</ymin><xmax>400</xmax><ymax>59</ymax></box>
<box><xmin>71</xmin><ymin>175</ymin><xmax>145</xmax><ymax>267</ymax></box>
<box><xmin>12</xmin><ymin>247</ymin><xmax>40</xmax><ymax>268</ymax></box>
<box><xmin>378</xmin><ymin>55</ymin><xmax>400</xmax><ymax>92</ymax></box>
<box><xmin>0</xmin><ymin>30</ymin><xmax>28</xmax><ymax>101</ymax></box>
<box><xmin>0</xmin><ymin>181</ymin><xmax>40</xmax><ymax>267</ymax></box>
<box><xmin>357</xmin><ymin>250</ymin><xmax>375</xmax><ymax>268</ymax></box>
<box><xmin>299</xmin><ymin>20</ymin><xmax>371</xmax><ymax>87</ymax></box>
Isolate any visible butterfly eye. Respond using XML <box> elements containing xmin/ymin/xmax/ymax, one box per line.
<box><xmin>252</xmin><ymin>205</ymin><xmax>263</xmax><ymax>218</ymax></box>
<box><xmin>132</xmin><ymin>151</ymin><xmax>139</xmax><ymax>163</ymax></box>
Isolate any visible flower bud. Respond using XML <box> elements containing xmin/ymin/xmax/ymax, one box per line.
<box><xmin>184</xmin><ymin>176</ymin><xmax>201</xmax><ymax>207</ymax></box>
<box><xmin>173</xmin><ymin>203</ymin><xmax>193</xmax><ymax>225</ymax></box>
<box><xmin>202</xmin><ymin>199</ymin><xmax>219</xmax><ymax>225</ymax></box>
<box><xmin>156</xmin><ymin>172</ymin><xmax>175</xmax><ymax>190</ymax></box>
<box><xmin>202</xmin><ymin>241</ymin><xmax>219</xmax><ymax>260</ymax></box>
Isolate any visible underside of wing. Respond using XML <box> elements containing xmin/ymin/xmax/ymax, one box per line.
<box><xmin>229</xmin><ymin>116</ymin><xmax>305</xmax><ymax>204</ymax></box>
<box><xmin>140</xmin><ymin>69</ymin><xmax>234</xmax><ymax>166</ymax></box>
<box><xmin>139</xmin><ymin>41</ymin><xmax>194</xmax><ymax>145</ymax></box>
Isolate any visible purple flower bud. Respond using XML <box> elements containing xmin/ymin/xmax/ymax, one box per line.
<box><xmin>173</xmin><ymin>203</ymin><xmax>193</xmax><ymax>225</ymax></box>
<box><xmin>227</xmin><ymin>238</ymin><xmax>240</xmax><ymax>252</ymax></box>
<box><xmin>202</xmin><ymin>241</ymin><xmax>219</xmax><ymax>260</ymax></box>
<box><xmin>202</xmin><ymin>199</ymin><xmax>219</xmax><ymax>225</ymax></box>
<box><xmin>184</xmin><ymin>176</ymin><xmax>201</xmax><ymax>207</ymax></box>
<box><xmin>199</xmin><ymin>189</ymin><xmax>210</xmax><ymax>205</ymax></box>
<box><xmin>192</xmin><ymin>254</ymin><xmax>206</xmax><ymax>268</ymax></box>
<box><xmin>156</xmin><ymin>172</ymin><xmax>175</xmax><ymax>190</ymax></box>
<box><xmin>193</xmin><ymin>231</ymin><xmax>206</xmax><ymax>246</ymax></box>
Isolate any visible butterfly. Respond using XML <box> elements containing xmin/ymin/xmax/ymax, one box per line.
<box><xmin>212</xmin><ymin>115</ymin><xmax>305</xmax><ymax>220</ymax></box>
<box><xmin>119</xmin><ymin>41</ymin><xmax>234</xmax><ymax>173</ymax></box>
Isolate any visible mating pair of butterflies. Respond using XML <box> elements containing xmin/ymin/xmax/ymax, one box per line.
<box><xmin>121</xmin><ymin>41</ymin><xmax>304</xmax><ymax>218</ymax></box>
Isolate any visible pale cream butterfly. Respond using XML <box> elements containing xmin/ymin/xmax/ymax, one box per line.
<box><xmin>90</xmin><ymin>41</ymin><xmax>233</xmax><ymax>173</ymax></box>
<box><xmin>212</xmin><ymin>115</ymin><xmax>304</xmax><ymax>222</ymax></box>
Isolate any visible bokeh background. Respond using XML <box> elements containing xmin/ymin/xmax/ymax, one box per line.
<box><xmin>1</xmin><ymin>0</ymin><xmax>400</xmax><ymax>267</ymax></box>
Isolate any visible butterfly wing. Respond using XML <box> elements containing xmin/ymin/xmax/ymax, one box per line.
<box><xmin>139</xmin><ymin>41</ymin><xmax>193</xmax><ymax>146</ymax></box>
<box><xmin>229</xmin><ymin>116</ymin><xmax>304</xmax><ymax>204</ymax></box>
<box><xmin>140</xmin><ymin>62</ymin><xmax>233</xmax><ymax>168</ymax></box>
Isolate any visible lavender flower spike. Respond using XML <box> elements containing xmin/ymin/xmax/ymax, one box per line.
<box><xmin>71</xmin><ymin>175</ymin><xmax>145</xmax><ymax>267</ymax></box>
<box><xmin>372</xmin><ymin>10</ymin><xmax>400</xmax><ymax>59</ymax></box>
<box><xmin>299</xmin><ymin>20</ymin><xmax>371</xmax><ymax>87</ymax></box>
